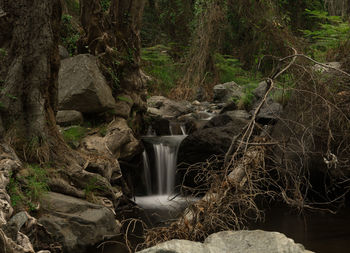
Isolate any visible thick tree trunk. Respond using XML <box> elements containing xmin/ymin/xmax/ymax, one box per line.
<box><xmin>79</xmin><ymin>0</ymin><xmax>146</xmax><ymax>101</ymax></box>
<box><xmin>0</xmin><ymin>0</ymin><xmax>62</xmax><ymax>162</ymax></box>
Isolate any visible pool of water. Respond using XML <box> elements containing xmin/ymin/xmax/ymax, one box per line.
<box><xmin>252</xmin><ymin>205</ymin><xmax>350</xmax><ymax>253</ymax></box>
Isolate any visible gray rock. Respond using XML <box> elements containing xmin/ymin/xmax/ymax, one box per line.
<box><xmin>213</xmin><ymin>81</ymin><xmax>244</xmax><ymax>104</ymax></box>
<box><xmin>251</xmin><ymin>98</ymin><xmax>283</xmax><ymax>123</ymax></box>
<box><xmin>147</xmin><ymin>96</ymin><xmax>192</xmax><ymax>119</ymax></box>
<box><xmin>81</xmin><ymin>117</ymin><xmax>140</xmax><ymax>160</ymax></box>
<box><xmin>313</xmin><ymin>61</ymin><xmax>341</xmax><ymax>73</ymax></box>
<box><xmin>56</xmin><ymin>110</ymin><xmax>83</xmax><ymax>126</ymax></box>
<box><xmin>225</xmin><ymin>110</ymin><xmax>251</xmax><ymax>120</ymax></box>
<box><xmin>178</xmin><ymin>115</ymin><xmax>248</xmax><ymax>165</ymax></box>
<box><xmin>253</xmin><ymin>81</ymin><xmax>268</xmax><ymax>99</ymax></box>
<box><xmin>58</xmin><ymin>54</ymin><xmax>116</xmax><ymax>113</ymax></box>
<box><xmin>39</xmin><ymin>192</ymin><xmax>120</xmax><ymax>253</ymax></box>
<box><xmin>59</xmin><ymin>45</ymin><xmax>69</xmax><ymax>59</ymax></box>
<box><xmin>138</xmin><ymin>230</ymin><xmax>313</xmax><ymax>253</ymax></box>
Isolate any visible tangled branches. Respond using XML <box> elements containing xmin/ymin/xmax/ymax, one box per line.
<box><xmin>142</xmin><ymin>48</ymin><xmax>350</xmax><ymax>248</ymax></box>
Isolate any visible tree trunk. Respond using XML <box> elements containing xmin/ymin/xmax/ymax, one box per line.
<box><xmin>0</xmin><ymin>0</ymin><xmax>62</xmax><ymax>162</ymax></box>
<box><xmin>79</xmin><ymin>0</ymin><xmax>146</xmax><ymax>103</ymax></box>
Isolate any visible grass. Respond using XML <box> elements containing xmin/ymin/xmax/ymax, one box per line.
<box><xmin>7</xmin><ymin>164</ymin><xmax>49</xmax><ymax>212</ymax></box>
<box><xmin>62</xmin><ymin>125</ymin><xmax>88</xmax><ymax>148</ymax></box>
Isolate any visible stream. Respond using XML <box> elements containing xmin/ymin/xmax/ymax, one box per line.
<box><xmin>130</xmin><ymin>130</ymin><xmax>350</xmax><ymax>253</ymax></box>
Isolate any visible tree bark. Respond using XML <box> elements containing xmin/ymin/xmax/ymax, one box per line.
<box><xmin>79</xmin><ymin>0</ymin><xmax>146</xmax><ymax>97</ymax></box>
<box><xmin>0</xmin><ymin>0</ymin><xmax>62</xmax><ymax>162</ymax></box>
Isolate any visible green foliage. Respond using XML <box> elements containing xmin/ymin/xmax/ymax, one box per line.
<box><xmin>100</xmin><ymin>0</ymin><xmax>111</xmax><ymax>12</ymax></box>
<box><xmin>60</xmin><ymin>14</ymin><xmax>80</xmax><ymax>56</ymax></box>
<box><xmin>214</xmin><ymin>53</ymin><xmax>261</xmax><ymax>85</ymax></box>
<box><xmin>141</xmin><ymin>45</ymin><xmax>183</xmax><ymax>95</ymax></box>
<box><xmin>0</xmin><ymin>48</ymin><xmax>7</xmax><ymax>60</ymax></box>
<box><xmin>7</xmin><ymin>164</ymin><xmax>49</xmax><ymax>211</ymax></box>
<box><xmin>84</xmin><ymin>176</ymin><xmax>105</xmax><ymax>201</ymax></box>
<box><xmin>302</xmin><ymin>10</ymin><xmax>350</xmax><ymax>60</ymax></box>
<box><xmin>98</xmin><ymin>125</ymin><xmax>108</xmax><ymax>137</ymax></box>
<box><xmin>62</xmin><ymin>126</ymin><xmax>87</xmax><ymax>148</ymax></box>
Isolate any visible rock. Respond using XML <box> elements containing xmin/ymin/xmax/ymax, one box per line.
<box><xmin>253</xmin><ymin>81</ymin><xmax>268</xmax><ymax>99</ymax></box>
<box><xmin>38</xmin><ymin>192</ymin><xmax>121</xmax><ymax>253</ymax></box>
<box><xmin>251</xmin><ymin>81</ymin><xmax>283</xmax><ymax>124</ymax></box>
<box><xmin>178</xmin><ymin>114</ymin><xmax>248</xmax><ymax>165</ymax></box>
<box><xmin>137</xmin><ymin>230</ymin><xmax>313</xmax><ymax>253</ymax></box>
<box><xmin>147</xmin><ymin>96</ymin><xmax>192</xmax><ymax>119</ymax></box>
<box><xmin>225</xmin><ymin>110</ymin><xmax>251</xmax><ymax>120</ymax></box>
<box><xmin>58</xmin><ymin>54</ymin><xmax>116</xmax><ymax>113</ymax></box>
<box><xmin>313</xmin><ymin>62</ymin><xmax>341</xmax><ymax>73</ymax></box>
<box><xmin>113</xmin><ymin>94</ymin><xmax>133</xmax><ymax>119</ymax></box>
<box><xmin>213</xmin><ymin>81</ymin><xmax>244</xmax><ymax>104</ymax></box>
<box><xmin>251</xmin><ymin>98</ymin><xmax>283</xmax><ymax>124</ymax></box>
<box><xmin>81</xmin><ymin>117</ymin><xmax>141</xmax><ymax>160</ymax></box>
<box><xmin>59</xmin><ymin>45</ymin><xmax>69</xmax><ymax>59</ymax></box>
<box><xmin>56</xmin><ymin>110</ymin><xmax>83</xmax><ymax>126</ymax></box>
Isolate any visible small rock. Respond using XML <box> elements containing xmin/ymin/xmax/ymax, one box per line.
<box><xmin>192</xmin><ymin>100</ymin><xmax>201</xmax><ymax>105</ymax></box>
<box><xmin>56</xmin><ymin>110</ymin><xmax>83</xmax><ymax>126</ymax></box>
<box><xmin>213</xmin><ymin>81</ymin><xmax>244</xmax><ymax>104</ymax></box>
<box><xmin>59</xmin><ymin>45</ymin><xmax>69</xmax><ymax>59</ymax></box>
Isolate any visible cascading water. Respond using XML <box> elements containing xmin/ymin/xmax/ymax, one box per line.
<box><xmin>141</xmin><ymin>134</ymin><xmax>186</xmax><ymax>195</ymax></box>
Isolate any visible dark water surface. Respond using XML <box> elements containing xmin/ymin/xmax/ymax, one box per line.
<box><xmin>253</xmin><ymin>206</ymin><xmax>350</xmax><ymax>253</ymax></box>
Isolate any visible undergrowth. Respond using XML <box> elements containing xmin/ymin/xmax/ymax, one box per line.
<box><xmin>141</xmin><ymin>44</ymin><xmax>183</xmax><ymax>95</ymax></box>
<box><xmin>62</xmin><ymin>126</ymin><xmax>88</xmax><ymax>148</ymax></box>
<box><xmin>7</xmin><ymin>164</ymin><xmax>49</xmax><ymax>212</ymax></box>
<box><xmin>60</xmin><ymin>14</ymin><xmax>80</xmax><ymax>56</ymax></box>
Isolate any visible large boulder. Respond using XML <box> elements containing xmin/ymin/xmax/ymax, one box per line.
<box><xmin>178</xmin><ymin>112</ymin><xmax>249</xmax><ymax>165</ymax></box>
<box><xmin>38</xmin><ymin>192</ymin><xmax>120</xmax><ymax>253</ymax></box>
<box><xmin>138</xmin><ymin>230</ymin><xmax>313</xmax><ymax>253</ymax></box>
<box><xmin>58</xmin><ymin>54</ymin><xmax>116</xmax><ymax>113</ymax></box>
<box><xmin>213</xmin><ymin>81</ymin><xmax>244</xmax><ymax>104</ymax></box>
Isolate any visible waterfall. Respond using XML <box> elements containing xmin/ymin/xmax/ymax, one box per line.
<box><xmin>142</xmin><ymin>128</ymin><xmax>186</xmax><ymax>196</ymax></box>
<box><xmin>142</xmin><ymin>151</ymin><xmax>152</xmax><ymax>195</ymax></box>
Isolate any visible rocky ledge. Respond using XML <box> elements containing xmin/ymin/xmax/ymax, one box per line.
<box><xmin>138</xmin><ymin>230</ymin><xmax>314</xmax><ymax>253</ymax></box>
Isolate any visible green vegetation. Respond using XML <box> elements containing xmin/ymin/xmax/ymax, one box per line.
<box><xmin>100</xmin><ymin>0</ymin><xmax>111</xmax><ymax>12</ymax></box>
<box><xmin>84</xmin><ymin>176</ymin><xmax>105</xmax><ymax>202</ymax></box>
<box><xmin>0</xmin><ymin>48</ymin><xmax>7</xmax><ymax>60</ymax></box>
<box><xmin>141</xmin><ymin>45</ymin><xmax>183</xmax><ymax>95</ymax></box>
<box><xmin>7</xmin><ymin>164</ymin><xmax>49</xmax><ymax>211</ymax></box>
<box><xmin>62</xmin><ymin>126</ymin><xmax>88</xmax><ymax>148</ymax></box>
<box><xmin>214</xmin><ymin>53</ymin><xmax>261</xmax><ymax>85</ymax></box>
<box><xmin>60</xmin><ymin>14</ymin><xmax>80</xmax><ymax>56</ymax></box>
<box><xmin>302</xmin><ymin>9</ymin><xmax>350</xmax><ymax>60</ymax></box>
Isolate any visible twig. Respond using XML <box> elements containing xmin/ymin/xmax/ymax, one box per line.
<box><xmin>280</xmin><ymin>53</ymin><xmax>350</xmax><ymax>78</ymax></box>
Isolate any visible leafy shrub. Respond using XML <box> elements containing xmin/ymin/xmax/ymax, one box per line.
<box><xmin>214</xmin><ymin>53</ymin><xmax>261</xmax><ymax>85</ymax></box>
<box><xmin>302</xmin><ymin>10</ymin><xmax>350</xmax><ymax>60</ymax></box>
<box><xmin>60</xmin><ymin>14</ymin><xmax>80</xmax><ymax>56</ymax></box>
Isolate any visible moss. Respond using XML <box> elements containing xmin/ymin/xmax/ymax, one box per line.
<box><xmin>7</xmin><ymin>164</ymin><xmax>49</xmax><ymax>212</ymax></box>
<box><xmin>62</xmin><ymin>126</ymin><xmax>88</xmax><ymax>148</ymax></box>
